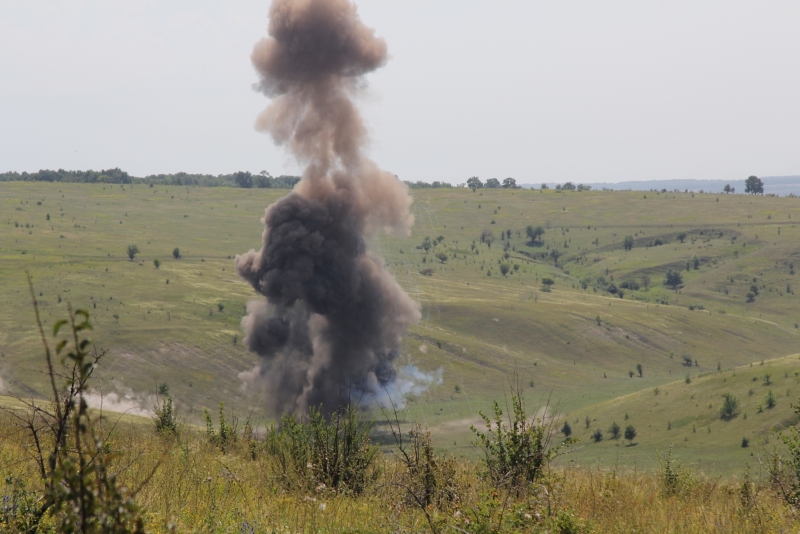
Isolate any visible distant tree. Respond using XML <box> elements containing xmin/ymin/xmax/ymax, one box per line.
<box><xmin>624</xmin><ymin>235</ymin><xmax>634</xmax><ymax>251</ymax></box>
<box><xmin>499</xmin><ymin>263</ymin><xmax>510</xmax><ymax>277</ymax></box>
<box><xmin>585</xmin><ymin>415</ymin><xmax>591</xmax><ymax>429</ymax></box>
<box><xmin>467</xmin><ymin>176</ymin><xmax>483</xmax><ymax>190</ymax></box>
<box><xmin>719</xmin><ymin>393</ymin><xmax>739</xmax><ymax>420</ymax></box>
<box><xmin>526</xmin><ymin>225</ymin><xmax>545</xmax><ymax>243</ymax></box>
<box><xmin>435</xmin><ymin>252</ymin><xmax>448</xmax><ymax>264</ymax></box>
<box><xmin>485</xmin><ymin>178</ymin><xmax>501</xmax><ymax>188</ymax></box>
<box><xmin>692</xmin><ymin>255</ymin><xmax>700</xmax><ymax>270</ymax></box>
<box><xmin>549</xmin><ymin>248</ymin><xmax>562</xmax><ymax>267</ymax></box>
<box><xmin>127</xmin><ymin>244</ymin><xmax>140</xmax><ymax>261</ymax></box>
<box><xmin>664</xmin><ymin>269</ymin><xmax>683</xmax><ymax>289</ymax></box>
<box><xmin>502</xmin><ymin>177</ymin><xmax>517</xmax><ymax>188</ymax></box>
<box><xmin>723</xmin><ymin>184</ymin><xmax>731</xmax><ymax>194</ymax></box>
<box><xmin>624</xmin><ymin>425</ymin><xmax>637</xmax><ymax>445</ymax></box>
<box><xmin>609</xmin><ymin>422</ymin><xmax>621</xmax><ymax>440</ymax></box>
<box><xmin>676</xmin><ymin>231</ymin><xmax>687</xmax><ymax>243</ymax></box>
<box><xmin>746</xmin><ymin>291</ymin><xmax>756</xmax><ymax>303</ymax></box>
<box><xmin>421</xmin><ymin>237</ymin><xmax>432</xmax><ymax>253</ymax></box>
<box><xmin>577</xmin><ymin>183</ymin><xmax>592</xmax><ymax>191</ymax></box>
<box><xmin>153</xmin><ymin>258</ymin><xmax>161</xmax><ymax>269</ymax></box>
<box><xmin>745</xmin><ymin>175</ymin><xmax>764</xmax><ymax>194</ymax></box>
<box><xmin>629</xmin><ymin>370</ymin><xmax>634</xmax><ymax>378</ymax></box>
<box><xmin>741</xmin><ymin>436</ymin><xmax>749</xmax><ymax>448</ymax></box>
<box><xmin>592</xmin><ymin>429</ymin><xmax>603</xmax><ymax>442</ymax></box>
<box><xmin>233</xmin><ymin>171</ymin><xmax>253</xmax><ymax>188</ymax></box>
<box><xmin>541</xmin><ymin>278</ymin><xmax>554</xmax><ymax>286</ymax></box>
<box><xmin>766</xmin><ymin>389</ymin><xmax>776</xmax><ymax>409</ymax></box>
<box><xmin>217</xmin><ymin>303</ymin><xmax>224</xmax><ymax>312</ymax></box>
<box><xmin>540</xmin><ymin>183</ymin><xmax>549</xmax><ymax>190</ymax></box>
<box><xmin>641</xmin><ymin>274</ymin><xmax>651</xmax><ymax>290</ymax></box>
<box><xmin>561</xmin><ymin>182</ymin><xmax>576</xmax><ymax>191</ymax></box>
<box><xmin>436</xmin><ymin>235</ymin><xmax>445</xmax><ymax>243</ymax></box>
<box><xmin>561</xmin><ymin>421</ymin><xmax>572</xmax><ymax>438</ymax></box>
<box><xmin>636</xmin><ymin>363</ymin><xmax>643</xmax><ymax>377</ymax></box>
<box><xmin>173</xmin><ymin>247</ymin><xmax>181</xmax><ymax>259</ymax></box>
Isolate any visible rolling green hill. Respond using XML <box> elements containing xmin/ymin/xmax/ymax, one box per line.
<box><xmin>2</xmin><ymin>181</ymin><xmax>800</xmax><ymax>476</ymax></box>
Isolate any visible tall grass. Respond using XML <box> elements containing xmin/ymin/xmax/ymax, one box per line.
<box><xmin>3</xmin><ymin>417</ymin><xmax>797</xmax><ymax>532</ymax></box>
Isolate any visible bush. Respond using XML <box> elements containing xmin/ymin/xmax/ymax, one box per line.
<box><xmin>172</xmin><ymin>247</ymin><xmax>181</xmax><ymax>259</ymax></box>
<box><xmin>471</xmin><ymin>382</ymin><xmax>565</xmax><ymax>490</ymax></box>
<box><xmin>619</xmin><ymin>280</ymin><xmax>640</xmax><ymax>290</ymax></box>
<box><xmin>561</xmin><ymin>421</ymin><xmax>572</xmax><ymax>437</ymax></box>
<box><xmin>767</xmin><ymin>390</ymin><xmax>776</xmax><ymax>409</ymax></box>
<box><xmin>624</xmin><ymin>425</ymin><xmax>637</xmax><ymax>445</ymax></box>
<box><xmin>205</xmin><ymin>402</ymin><xmax>237</xmax><ymax>452</ymax></box>
<box><xmin>0</xmin><ymin>279</ymin><xmax>150</xmax><ymax>532</ymax></box>
<box><xmin>264</xmin><ymin>405</ymin><xmax>377</xmax><ymax>495</ymax></box>
<box><xmin>592</xmin><ymin>429</ymin><xmax>603</xmax><ymax>442</ymax></box>
<box><xmin>768</xmin><ymin>401</ymin><xmax>800</xmax><ymax>507</ymax></box>
<box><xmin>720</xmin><ymin>393</ymin><xmax>740</xmax><ymax>420</ymax></box>
<box><xmin>153</xmin><ymin>388</ymin><xmax>179</xmax><ymax>436</ymax></box>
<box><xmin>386</xmin><ymin>421</ymin><xmax>460</xmax><ymax>516</ymax></box>
<box><xmin>658</xmin><ymin>445</ymin><xmax>693</xmax><ymax>496</ymax></box>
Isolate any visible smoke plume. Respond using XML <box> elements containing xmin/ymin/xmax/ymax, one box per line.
<box><xmin>236</xmin><ymin>0</ymin><xmax>421</xmax><ymax>416</ymax></box>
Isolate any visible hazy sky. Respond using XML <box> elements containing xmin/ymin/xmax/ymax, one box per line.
<box><xmin>2</xmin><ymin>1</ymin><xmax>799</xmax><ymax>184</ymax></box>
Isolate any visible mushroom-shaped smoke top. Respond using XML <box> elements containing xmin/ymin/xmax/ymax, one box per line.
<box><xmin>236</xmin><ymin>0</ymin><xmax>420</xmax><ymax>417</ymax></box>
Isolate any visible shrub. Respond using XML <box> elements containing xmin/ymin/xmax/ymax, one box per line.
<box><xmin>561</xmin><ymin>421</ymin><xmax>572</xmax><ymax>437</ymax></box>
<box><xmin>592</xmin><ymin>429</ymin><xmax>603</xmax><ymax>442</ymax></box>
<box><xmin>471</xmin><ymin>382</ymin><xmax>565</xmax><ymax>490</ymax></box>
<box><xmin>127</xmin><ymin>244</ymin><xmax>140</xmax><ymax>261</ymax></box>
<box><xmin>619</xmin><ymin>280</ymin><xmax>640</xmax><ymax>290</ymax></box>
<box><xmin>153</xmin><ymin>258</ymin><xmax>161</xmax><ymax>269</ymax></box>
<box><xmin>264</xmin><ymin>405</ymin><xmax>377</xmax><ymax>494</ymax></box>
<box><xmin>205</xmin><ymin>402</ymin><xmax>237</xmax><ymax>452</ymax></box>
<box><xmin>624</xmin><ymin>425</ymin><xmax>637</xmax><ymax>445</ymax></box>
<box><xmin>767</xmin><ymin>389</ymin><xmax>776</xmax><ymax>409</ymax></box>
<box><xmin>658</xmin><ymin>445</ymin><xmax>693</xmax><ymax>496</ymax></box>
<box><xmin>153</xmin><ymin>387</ymin><xmax>179</xmax><ymax>436</ymax></box>
<box><xmin>172</xmin><ymin>247</ymin><xmax>181</xmax><ymax>259</ymax></box>
<box><xmin>386</xmin><ymin>420</ymin><xmax>460</xmax><ymax>518</ymax></box>
<box><xmin>609</xmin><ymin>422</ymin><xmax>621</xmax><ymax>440</ymax></box>
<box><xmin>720</xmin><ymin>393</ymin><xmax>739</xmax><ymax>420</ymax></box>
<box><xmin>0</xmin><ymin>279</ymin><xmax>150</xmax><ymax>532</ymax></box>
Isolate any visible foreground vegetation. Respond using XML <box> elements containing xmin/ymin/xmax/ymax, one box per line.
<box><xmin>4</xmin><ymin>302</ymin><xmax>800</xmax><ymax>533</ymax></box>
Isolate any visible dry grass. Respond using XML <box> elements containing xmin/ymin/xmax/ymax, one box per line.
<box><xmin>2</xmin><ymin>411</ymin><xmax>798</xmax><ymax>533</ymax></box>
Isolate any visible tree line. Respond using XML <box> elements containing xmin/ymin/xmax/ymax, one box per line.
<box><xmin>0</xmin><ymin>168</ymin><xmax>301</xmax><ymax>189</ymax></box>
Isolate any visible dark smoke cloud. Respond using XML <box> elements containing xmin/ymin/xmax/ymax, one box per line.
<box><xmin>236</xmin><ymin>0</ymin><xmax>420</xmax><ymax>416</ymax></box>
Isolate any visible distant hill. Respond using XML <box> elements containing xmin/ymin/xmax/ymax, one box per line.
<box><xmin>520</xmin><ymin>175</ymin><xmax>800</xmax><ymax>196</ymax></box>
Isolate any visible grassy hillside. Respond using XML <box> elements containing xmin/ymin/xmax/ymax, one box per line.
<box><xmin>2</xmin><ymin>182</ymin><xmax>800</xmax><ymax>475</ymax></box>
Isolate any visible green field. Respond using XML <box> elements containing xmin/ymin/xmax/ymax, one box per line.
<box><xmin>3</xmin><ymin>181</ymin><xmax>800</xmax><ymax>477</ymax></box>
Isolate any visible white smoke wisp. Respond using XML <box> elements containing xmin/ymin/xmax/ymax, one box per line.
<box><xmin>366</xmin><ymin>364</ymin><xmax>443</xmax><ymax>410</ymax></box>
<box><xmin>83</xmin><ymin>390</ymin><xmax>152</xmax><ymax>418</ymax></box>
